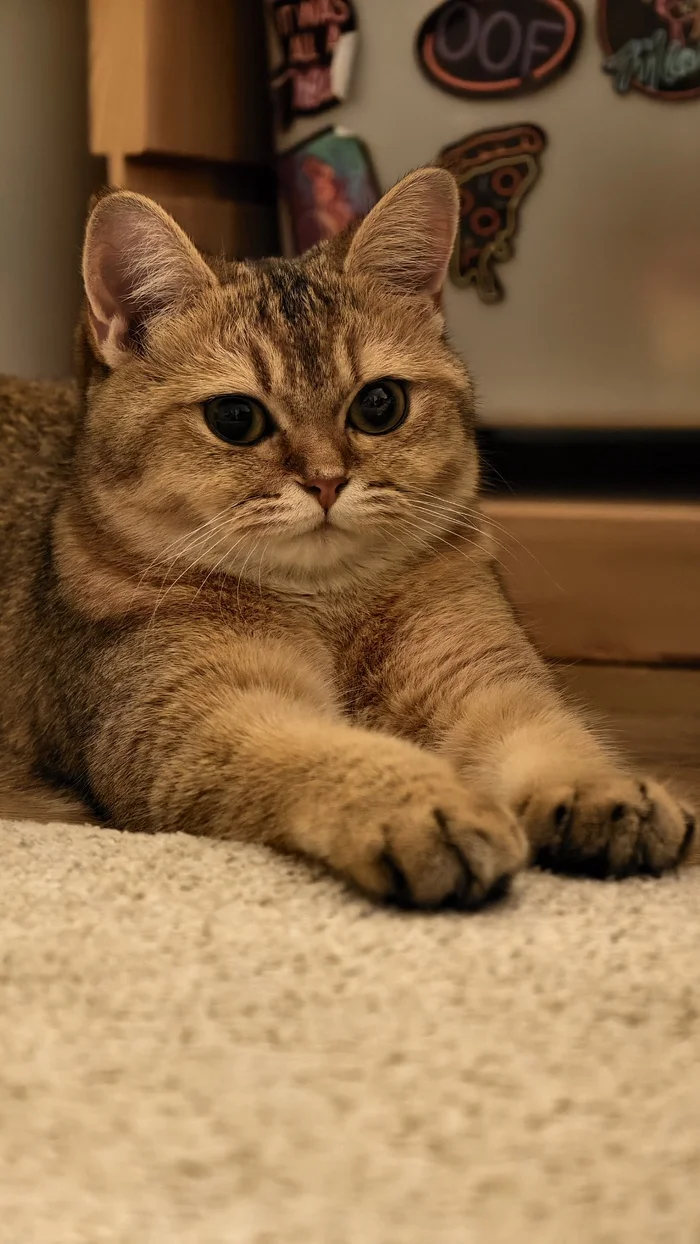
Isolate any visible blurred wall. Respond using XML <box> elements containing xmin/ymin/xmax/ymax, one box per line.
<box><xmin>0</xmin><ymin>0</ymin><xmax>91</xmax><ymax>379</ymax></box>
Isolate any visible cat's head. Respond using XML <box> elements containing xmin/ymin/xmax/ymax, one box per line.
<box><xmin>77</xmin><ymin>169</ymin><xmax>479</xmax><ymax>593</ymax></box>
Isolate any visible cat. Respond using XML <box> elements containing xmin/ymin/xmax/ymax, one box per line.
<box><xmin>0</xmin><ymin>169</ymin><xmax>694</xmax><ymax>908</ymax></box>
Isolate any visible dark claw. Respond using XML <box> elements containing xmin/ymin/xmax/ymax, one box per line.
<box><xmin>679</xmin><ymin>813</ymin><xmax>696</xmax><ymax>864</ymax></box>
<box><xmin>433</xmin><ymin>807</ymin><xmax>475</xmax><ymax>909</ymax></box>
<box><xmin>443</xmin><ymin>869</ymin><xmax>511</xmax><ymax>912</ymax></box>
<box><xmin>637</xmin><ymin>782</ymin><xmax>653</xmax><ymax>820</ymax></box>
<box><xmin>486</xmin><ymin>872</ymin><xmax>512</xmax><ymax>904</ymax></box>
<box><xmin>554</xmin><ymin>801</ymin><xmax>573</xmax><ymax>831</ymax></box>
<box><xmin>379</xmin><ymin>849</ymin><xmax>415</xmax><ymax>910</ymax></box>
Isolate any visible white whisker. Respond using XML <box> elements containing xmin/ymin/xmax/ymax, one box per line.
<box><xmin>404</xmin><ymin>497</ymin><xmax>511</xmax><ymax>557</ymax></box>
<box><xmin>236</xmin><ymin>538</ymin><xmax>261</xmax><ymax>616</ymax></box>
<box><xmin>257</xmin><ymin>540</ymin><xmax>271</xmax><ymax>598</ymax></box>
<box><xmin>406</xmin><ymin>495</ymin><xmax>487</xmax><ymax>534</ymax></box>
<box><xmin>373</xmin><ymin>519</ymin><xmax>418</xmax><ymax>562</ymax></box>
<box><xmin>191</xmin><ymin>532</ymin><xmax>250</xmax><ymax>607</ymax></box>
<box><xmin>410</xmin><ymin>487</ymin><xmax>552</xmax><ymax>574</ymax></box>
<box><xmin>390</xmin><ymin>514</ymin><xmax>485</xmax><ymax>572</ymax></box>
<box><xmin>138</xmin><ymin>523</ymin><xmax>238</xmax><ymax>669</ymax></box>
<box><xmin>149</xmin><ymin>519</ymin><xmax>239</xmax><ymax>617</ymax></box>
<box><xmin>126</xmin><ymin>504</ymin><xmax>237</xmax><ymax>610</ymax></box>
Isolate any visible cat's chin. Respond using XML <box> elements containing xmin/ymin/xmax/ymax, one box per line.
<box><xmin>272</xmin><ymin>524</ymin><xmax>359</xmax><ymax>569</ymax></box>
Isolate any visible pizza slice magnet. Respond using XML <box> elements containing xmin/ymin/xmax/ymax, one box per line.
<box><xmin>436</xmin><ymin>125</ymin><xmax>547</xmax><ymax>304</ymax></box>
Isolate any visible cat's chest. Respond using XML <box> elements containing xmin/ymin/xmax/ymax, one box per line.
<box><xmin>302</xmin><ymin>591</ymin><xmax>403</xmax><ymax>715</ymax></box>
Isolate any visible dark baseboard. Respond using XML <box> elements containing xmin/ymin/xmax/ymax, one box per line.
<box><xmin>477</xmin><ymin>427</ymin><xmax>700</xmax><ymax>501</ymax></box>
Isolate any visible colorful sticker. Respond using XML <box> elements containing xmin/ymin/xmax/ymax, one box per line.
<box><xmin>278</xmin><ymin>127</ymin><xmax>380</xmax><ymax>254</ymax></box>
<box><xmin>417</xmin><ymin>0</ymin><xmax>583</xmax><ymax>99</ymax></box>
<box><xmin>436</xmin><ymin>125</ymin><xmax>547</xmax><ymax>304</ymax></box>
<box><xmin>268</xmin><ymin>0</ymin><xmax>358</xmax><ymax>129</ymax></box>
<box><xmin>599</xmin><ymin>0</ymin><xmax>700</xmax><ymax>97</ymax></box>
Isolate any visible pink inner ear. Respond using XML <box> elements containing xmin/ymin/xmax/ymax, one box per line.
<box><xmin>90</xmin><ymin>237</ymin><xmax>137</xmax><ymax>319</ymax></box>
<box><xmin>84</xmin><ymin>238</ymin><xmax>126</xmax><ymax>334</ymax></box>
<box><xmin>84</xmin><ymin>233</ymin><xmax>143</xmax><ymax>365</ymax></box>
<box><xmin>83</xmin><ymin>193</ymin><xmax>216</xmax><ymax>367</ymax></box>
<box><xmin>90</xmin><ymin>311</ymin><xmax>110</xmax><ymax>346</ymax></box>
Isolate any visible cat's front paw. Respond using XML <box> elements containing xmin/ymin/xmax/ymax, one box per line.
<box><xmin>520</xmin><ymin>771</ymin><xmax>695</xmax><ymax>878</ymax></box>
<box><xmin>309</xmin><ymin>745</ymin><xmax>527</xmax><ymax>909</ymax></box>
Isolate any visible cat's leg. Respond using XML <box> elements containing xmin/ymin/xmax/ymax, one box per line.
<box><xmin>82</xmin><ymin>625</ymin><xmax>525</xmax><ymax>907</ymax></box>
<box><xmin>382</xmin><ymin>569</ymin><xmax>695</xmax><ymax>878</ymax></box>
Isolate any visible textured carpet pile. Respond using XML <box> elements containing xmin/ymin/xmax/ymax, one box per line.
<box><xmin>1</xmin><ymin>815</ymin><xmax>699</xmax><ymax>1243</ymax></box>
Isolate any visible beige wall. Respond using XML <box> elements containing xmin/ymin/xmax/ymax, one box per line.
<box><xmin>0</xmin><ymin>0</ymin><xmax>90</xmax><ymax>379</ymax></box>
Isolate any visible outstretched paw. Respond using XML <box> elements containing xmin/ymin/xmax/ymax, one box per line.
<box><xmin>296</xmin><ymin>742</ymin><xmax>528</xmax><ymax>909</ymax></box>
<box><xmin>519</xmin><ymin>773</ymin><xmax>695</xmax><ymax>879</ymax></box>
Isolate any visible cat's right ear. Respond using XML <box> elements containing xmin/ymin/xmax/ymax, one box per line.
<box><xmin>82</xmin><ymin>190</ymin><xmax>216</xmax><ymax>368</ymax></box>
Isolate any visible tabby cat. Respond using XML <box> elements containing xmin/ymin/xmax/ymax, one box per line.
<box><xmin>0</xmin><ymin>170</ymin><xmax>694</xmax><ymax>907</ymax></box>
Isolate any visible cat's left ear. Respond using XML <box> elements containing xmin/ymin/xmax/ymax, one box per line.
<box><xmin>82</xmin><ymin>190</ymin><xmax>217</xmax><ymax>368</ymax></box>
<box><xmin>344</xmin><ymin>167</ymin><xmax>458</xmax><ymax>301</ymax></box>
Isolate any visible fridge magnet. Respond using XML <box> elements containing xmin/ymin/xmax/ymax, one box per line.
<box><xmin>277</xmin><ymin>127</ymin><xmax>380</xmax><ymax>254</ymax></box>
<box><xmin>436</xmin><ymin>124</ymin><xmax>547</xmax><ymax>304</ymax></box>
<box><xmin>417</xmin><ymin>0</ymin><xmax>583</xmax><ymax>99</ymax></box>
<box><xmin>268</xmin><ymin>0</ymin><xmax>359</xmax><ymax>129</ymax></box>
<box><xmin>599</xmin><ymin>0</ymin><xmax>700</xmax><ymax>98</ymax></box>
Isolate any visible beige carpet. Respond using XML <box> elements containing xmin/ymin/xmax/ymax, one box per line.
<box><xmin>1</xmin><ymin>811</ymin><xmax>699</xmax><ymax>1244</ymax></box>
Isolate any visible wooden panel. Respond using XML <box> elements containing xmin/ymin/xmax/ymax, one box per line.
<box><xmin>146</xmin><ymin>0</ymin><xmax>272</xmax><ymax>163</ymax></box>
<box><xmin>90</xmin><ymin>0</ymin><xmax>272</xmax><ymax>164</ymax></box>
<box><xmin>559</xmin><ymin>665</ymin><xmax>700</xmax><ymax>802</ymax></box>
<box><xmin>485</xmin><ymin>500</ymin><xmax>700</xmax><ymax>664</ymax></box>
<box><xmin>88</xmin><ymin>0</ymin><xmax>148</xmax><ymax>157</ymax></box>
<box><xmin>150</xmin><ymin>194</ymin><xmax>276</xmax><ymax>260</ymax></box>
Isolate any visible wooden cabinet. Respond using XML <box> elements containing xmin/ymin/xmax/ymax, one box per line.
<box><xmin>487</xmin><ymin>499</ymin><xmax>700</xmax><ymax>664</ymax></box>
<box><xmin>88</xmin><ymin>0</ymin><xmax>278</xmax><ymax>257</ymax></box>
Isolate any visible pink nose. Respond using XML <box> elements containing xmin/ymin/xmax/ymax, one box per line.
<box><xmin>301</xmin><ymin>476</ymin><xmax>348</xmax><ymax>511</ymax></box>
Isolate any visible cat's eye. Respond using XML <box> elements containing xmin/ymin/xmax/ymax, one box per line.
<box><xmin>203</xmin><ymin>394</ymin><xmax>271</xmax><ymax>446</ymax></box>
<box><xmin>347</xmin><ymin>379</ymin><xmax>408</xmax><ymax>436</ymax></box>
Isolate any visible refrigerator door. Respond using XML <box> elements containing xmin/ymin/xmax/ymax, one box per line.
<box><xmin>273</xmin><ymin>0</ymin><xmax>700</xmax><ymax>429</ymax></box>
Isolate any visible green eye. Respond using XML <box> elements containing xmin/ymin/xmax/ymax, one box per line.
<box><xmin>204</xmin><ymin>394</ymin><xmax>270</xmax><ymax>446</ymax></box>
<box><xmin>347</xmin><ymin>379</ymin><xmax>408</xmax><ymax>436</ymax></box>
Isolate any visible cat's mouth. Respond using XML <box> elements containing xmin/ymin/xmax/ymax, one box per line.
<box><xmin>311</xmin><ymin>511</ymin><xmax>340</xmax><ymax>532</ymax></box>
<box><xmin>309</xmin><ymin>518</ymin><xmax>339</xmax><ymax>538</ymax></box>
<box><xmin>274</xmin><ymin>516</ymin><xmax>341</xmax><ymax>546</ymax></box>
<box><xmin>290</xmin><ymin>513</ymin><xmax>356</xmax><ymax>546</ymax></box>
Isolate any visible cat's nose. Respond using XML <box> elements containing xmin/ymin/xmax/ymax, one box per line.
<box><xmin>301</xmin><ymin>476</ymin><xmax>349</xmax><ymax>511</ymax></box>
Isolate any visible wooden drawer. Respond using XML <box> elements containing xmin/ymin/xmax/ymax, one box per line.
<box><xmin>88</xmin><ymin>0</ymin><xmax>275</xmax><ymax>258</ymax></box>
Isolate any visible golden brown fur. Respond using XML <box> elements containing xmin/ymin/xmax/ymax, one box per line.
<box><xmin>0</xmin><ymin>171</ymin><xmax>694</xmax><ymax>907</ymax></box>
